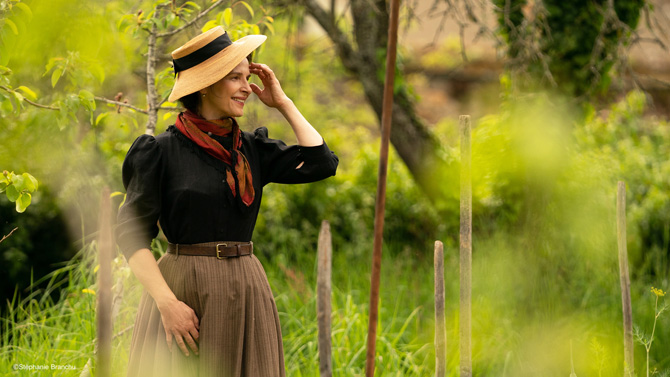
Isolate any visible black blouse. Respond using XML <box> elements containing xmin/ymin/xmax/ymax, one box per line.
<box><xmin>116</xmin><ymin>125</ymin><xmax>339</xmax><ymax>260</ymax></box>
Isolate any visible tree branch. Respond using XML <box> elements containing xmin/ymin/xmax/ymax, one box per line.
<box><xmin>23</xmin><ymin>97</ymin><xmax>60</xmax><ymax>111</ymax></box>
<box><xmin>297</xmin><ymin>0</ymin><xmax>361</xmax><ymax>74</ymax></box>
<box><xmin>94</xmin><ymin>96</ymin><xmax>148</xmax><ymax>114</ymax></box>
<box><xmin>0</xmin><ymin>227</ymin><xmax>18</xmax><ymax>244</ymax></box>
<box><xmin>145</xmin><ymin>20</ymin><xmax>159</xmax><ymax>135</ymax></box>
<box><xmin>156</xmin><ymin>0</ymin><xmax>227</xmax><ymax>38</ymax></box>
<box><xmin>0</xmin><ymin>85</ymin><xmax>60</xmax><ymax>111</ymax></box>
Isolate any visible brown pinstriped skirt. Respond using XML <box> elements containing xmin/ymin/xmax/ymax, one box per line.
<box><xmin>126</xmin><ymin>252</ymin><xmax>286</xmax><ymax>377</ymax></box>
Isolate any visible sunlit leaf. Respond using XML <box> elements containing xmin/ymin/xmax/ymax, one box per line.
<box><xmin>5</xmin><ymin>184</ymin><xmax>19</xmax><ymax>202</ymax></box>
<box><xmin>222</xmin><ymin>8</ymin><xmax>232</xmax><ymax>26</ymax></box>
<box><xmin>79</xmin><ymin>90</ymin><xmax>96</xmax><ymax>111</ymax></box>
<box><xmin>238</xmin><ymin>1</ymin><xmax>254</xmax><ymax>17</ymax></box>
<box><xmin>265</xmin><ymin>16</ymin><xmax>274</xmax><ymax>23</ymax></box>
<box><xmin>163</xmin><ymin>112</ymin><xmax>174</xmax><ymax>121</ymax></box>
<box><xmin>90</xmin><ymin>64</ymin><xmax>105</xmax><ymax>84</ymax></box>
<box><xmin>16</xmin><ymin>192</ymin><xmax>31</xmax><ymax>213</ymax></box>
<box><xmin>22</xmin><ymin>173</ymin><xmax>38</xmax><ymax>191</ymax></box>
<box><xmin>4</xmin><ymin>19</ymin><xmax>18</xmax><ymax>35</ymax></box>
<box><xmin>202</xmin><ymin>20</ymin><xmax>218</xmax><ymax>32</ymax></box>
<box><xmin>95</xmin><ymin>112</ymin><xmax>109</xmax><ymax>126</ymax></box>
<box><xmin>51</xmin><ymin>68</ymin><xmax>63</xmax><ymax>88</ymax></box>
<box><xmin>15</xmin><ymin>86</ymin><xmax>37</xmax><ymax>101</ymax></box>
<box><xmin>182</xmin><ymin>1</ymin><xmax>201</xmax><ymax>11</ymax></box>
<box><xmin>263</xmin><ymin>21</ymin><xmax>275</xmax><ymax>35</ymax></box>
<box><xmin>14</xmin><ymin>3</ymin><xmax>33</xmax><ymax>19</ymax></box>
<box><xmin>0</xmin><ymin>65</ymin><xmax>12</xmax><ymax>75</ymax></box>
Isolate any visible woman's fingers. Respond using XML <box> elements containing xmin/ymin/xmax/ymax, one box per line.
<box><xmin>183</xmin><ymin>331</ymin><xmax>199</xmax><ymax>355</ymax></box>
<box><xmin>192</xmin><ymin>311</ymin><xmax>200</xmax><ymax>330</ymax></box>
<box><xmin>166</xmin><ymin>330</ymin><xmax>173</xmax><ymax>352</ymax></box>
<box><xmin>159</xmin><ymin>300</ymin><xmax>200</xmax><ymax>357</ymax></box>
<box><xmin>250</xmin><ymin>83</ymin><xmax>262</xmax><ymax>96</ymax></box>
<box><xmin>174</xmin><ymin>333</ymin><xmax>190</xmax><ymax>356</ymax></box>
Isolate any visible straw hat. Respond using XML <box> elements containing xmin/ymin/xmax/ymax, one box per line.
<box><xmin>168</xmin><ymin>26</ymin><xmax>266</xmax><ymax>102</ymax></box>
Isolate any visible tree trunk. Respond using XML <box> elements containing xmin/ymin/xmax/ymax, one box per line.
<box><xmin>297</xmin><ymin>0</ymin><xmax>453</xmax><ymax>201</ymax></box>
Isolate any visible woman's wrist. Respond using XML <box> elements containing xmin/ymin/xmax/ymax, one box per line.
<box><xmin>275</xmin><ymin>96</ymin><xmax>294</xmax><ymax>112</ymax></box>
<box><xmin>155</xmin><ymin>293</ymin><xmax>179</xmax><ymax>311</ymax></box>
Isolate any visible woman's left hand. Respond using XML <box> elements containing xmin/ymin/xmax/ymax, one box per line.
<box><xmin>249</xmin><ymin>63</ymin><xmax>292</xmax><ymax>110</ymax></box>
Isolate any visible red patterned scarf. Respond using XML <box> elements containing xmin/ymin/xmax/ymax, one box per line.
<box><xmin>175</xmin><ymin>110</ymin><xmax>255</xmax><ymax>206</ymax></box>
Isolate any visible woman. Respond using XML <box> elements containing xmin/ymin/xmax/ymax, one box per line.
<box><xmin>116</xmin><ymin>26</ymin><xmax>339</xmax><ymax>377</ymax></box>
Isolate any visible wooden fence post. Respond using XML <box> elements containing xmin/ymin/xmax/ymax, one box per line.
<box><xmin>617</xmin><ymin>181</ymin><xmax>634</xmax><ymax>377</ymax></box>
<box><xmin>459</xmin><ymin>115</ymin><xmax>472</xmax><ymax>377</ymax></box>
<box><xmin>434</xmin><ymin>241</ymin><xmax>447</xmax><ymax>377</ymax></box>
<box><xmin>317</xmin><ymin>220</ymin><xmax>333</xmax><ymax>377</ymax></box>
<box><xmin>97</xmin><ymin>187</ymin><xmax>113</xmax><ymax>377</ymax></box>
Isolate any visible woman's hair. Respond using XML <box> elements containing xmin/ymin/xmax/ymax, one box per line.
<box><xmin>179</xmin><ymin>91</ymin><xmax>201</xmax><ymax>114</ymax></box>
<box><xmin>177</xmin><ymin>54</ymin><xmax>254</xmax><ymax>115</ymax></box>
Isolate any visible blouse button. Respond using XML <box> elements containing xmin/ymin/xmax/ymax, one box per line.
<box><xmin>207</xmin><ymin>132</ymin><xmax>212</xmax><ymax>136</ymax></box>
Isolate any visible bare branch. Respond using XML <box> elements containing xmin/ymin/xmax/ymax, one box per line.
<box><xmin>95</xmin><ymin>96</ymin><xmax>148</xmax><ymax>114</ymax></box>
<box><xmin>298</xmin><ymin>0</ymin><xmax>361</xmax><ymax>74</ymax></box>
<box><xmin>22</xmin><ymin>97</ymin><xmax>60</xmax><ymax>111</ymax></box>
<box><xmin>158</xmin><ymin>106</ymin><xmax>180</xmax><ymax>112</ymax></box>
<box><xmin>156</xmin><ymin>0</ymin><xmax>227</xmax><ymax>38</ymax></box>
<box><xmin>0</xmin><ymin>85</ymin><xmax>60</xmax><ymax>111</ymax></box>
<box><xmin>0</xmin><ymin>227</ymin><xmax>18</xmax><ymax>244</ymax></box>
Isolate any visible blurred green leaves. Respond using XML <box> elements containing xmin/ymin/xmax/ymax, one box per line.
<box><xmin>0</xmin><ymin>170</ymin><xmax>38</xmax><ymax>213</ymax></box>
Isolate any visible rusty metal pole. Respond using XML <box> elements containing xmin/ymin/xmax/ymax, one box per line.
<box><xmin>365</xmin><ymin>0</ymin><xmax>401</xmax><ymax>375</ymax></box>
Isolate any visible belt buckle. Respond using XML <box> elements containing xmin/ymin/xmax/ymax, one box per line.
<box><xmin>216</xmin><ymin>243</ymin><xmax>228</xmax><ymax>259</ymax></box>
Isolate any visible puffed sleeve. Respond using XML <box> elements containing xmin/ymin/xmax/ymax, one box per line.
<box><xmin>254</xmin><ymin>127</ymin><xmax>339</xmax><ymax>185</ymax></box>
<box><xmin>116</xmin><ymin>135</ymin><xmax>163</xmax><ymax>261</ymax></box>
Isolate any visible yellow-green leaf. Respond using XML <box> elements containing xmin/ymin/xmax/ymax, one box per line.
<box><xmin>163</xmin><ymin>112</ymin><xmax>174</xmax><ymax>121</ymax></box>
<box><xmin>51</xmin><ymin>68</ymin><xmax>63</xmax><ymax>88</ymax></box>
<box><xmin>16</xmin><ymin>86</ymin><xmax>37</xmax><ymax>101</ymax></box>
<box><xmin>95</xmin><ymin>112</ymin><xmax>109</xmax><ymax>126</ymax></box>
<box><xmin>238</xmin><ymin>1</ymin><xmax>254</xmax><ymax>17</ymax></box>
<box><xmin>6</xmin><ymin>184</ymin><xmax>19</xmax><ymax>202</ymax></box>
<box><xmin>5</xmin><ymin>19</ymin><xmax>18</xmax><ymax>35</ymax></box>
<box><xmin>222</xmin><ymin>8</ymin><xmax>232</xmax><ymax>26</ymax></box>
<box><xmin>15</xmin><ymin>3</ymin><xmax>33</xmax><ymax>19</ymax></box>
<box><xmin>263</xmin><ymin>21</ymin><xmax>275</xmax><ymax>35</ymax></box>
<box><xmin>16</xmin><ymin>192</ymin><xmax>31</xmax><ymax>213</ymax></box>
<box><xmin>21</xmin><ymin>173</ymin><xmax>38</xmax><ymax>191</ymax></box>
<box><xmin>202</xmin><ymin>20</ymin><xmax>218</xmax><ymax>32</ymax></box>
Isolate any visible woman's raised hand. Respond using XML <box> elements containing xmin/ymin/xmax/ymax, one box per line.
<box><xmin>249</xmin><ymin>63</ymin><xmax>292</xmax><ymax>110</ymax></box>
<box><xmin>157</xmin><ymin>298</ymin><xmax>200</xmax><ymax>357</ymax></box>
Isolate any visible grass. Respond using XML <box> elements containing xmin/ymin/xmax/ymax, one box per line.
<box><xmin>0</xmin><ymin>234</ymin><xmax>668</xmax><ymax>376</ymax></box>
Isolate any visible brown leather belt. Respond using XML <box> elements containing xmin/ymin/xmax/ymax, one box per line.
<box><xmin>167</xmin><ymin>241</ymin><xmax>253</xmax><ymax>259</ymax></box>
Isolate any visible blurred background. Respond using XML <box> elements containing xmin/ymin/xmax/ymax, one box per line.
<box><xmin>1</xmin><ymin>0</ymin><xmax>669</xmax><ymax>375</ymax></box>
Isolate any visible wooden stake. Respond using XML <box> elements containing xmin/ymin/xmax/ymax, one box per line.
<box><xmin>459</xmin><ymin>115</ymin><xmax>472</xmax><ymax>377</ymax></box>
<box><xmin>617</xmin><ymin>181</ymin><xmax>634</xmax><ymax>377</ymax></box>
<box><xmin>434</xmin><ymin>241</ymin><xmax>447</xmax><ymax>377</ymax></box>
<box><xmin>97</xmin><ymin>187</ymin><xmax>113</xmax><ymax>377</ymax></box>
<box><xmin>317</xmin><ymin>220</ymin><xmax>333</xmax><ymax>377</ymax></box>
<box><xmin>365</xmin><ymin>0</ymin><xmax>401</xmax><ymax>375</ymax></box>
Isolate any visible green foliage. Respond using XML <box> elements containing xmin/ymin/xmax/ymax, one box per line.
<box><xmin>493</xmin><ymin>0</ymin><xmax>646</xmax><ymax>98</ymax></box>
<box><xmin>0</xmin><ymin>170</ymin><xmax>38</xmax><ymax>213</ymax></box>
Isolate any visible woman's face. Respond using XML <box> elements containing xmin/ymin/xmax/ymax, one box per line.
<box><xmin>199</xmin><ymin>59</ymin><xmax>252</xmax><ymax>120</ymax></box>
